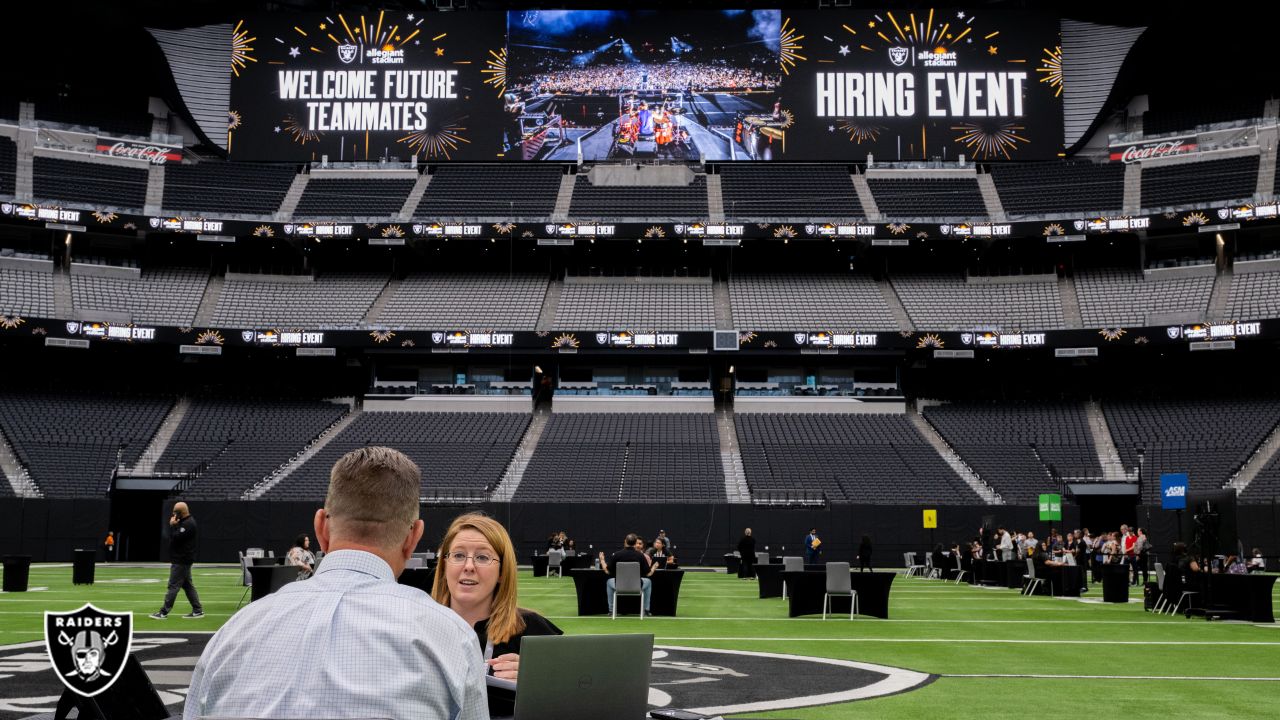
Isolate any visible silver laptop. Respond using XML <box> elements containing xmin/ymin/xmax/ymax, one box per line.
<box><xmin>507</xmin><ymin>634</ymin><xmax>653</xmax><ymax>720</ymax></box>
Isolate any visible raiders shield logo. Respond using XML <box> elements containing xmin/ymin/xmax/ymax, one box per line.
<box><xmin>960</xmin><ymin>333</ymin><xmax>974</xmax><ymax>345</ymax></box>
<box><xmin>794</xmin><ymin>333</ymin><xmax>807</xmax><ymax>345</ymax></box>
<box><xmin>1073</xmin><ymin>220</ymin><xmax>1085</xmax><ymax>231</ymax></box>
<box><xmin>338</xmin><ymin>43</ymin><xmax>358</xmax><ymax>64</ymax></box>
<box><xmin>45</xmin><ymin>604</ymin><xmax>132</xmax><ymax>698</ymax></box>
<box><xmin>148</xmin><ymin>217</ymin><xmax>161</xmax><ymax>228</ymax></box>
<box><xmin>66</xmin><ymin>322</ymin><xmax>81</xmax><ymax>334</ymax></box>
<box><xmin>1166</xmin><ymin>326</ymin><xmax>1181</xmax><ymax>339</ymax></box>
<box><xmin>804</xmin><ymin>224</ymin><xmax>815</xmax><ymax>235</ymax></box>
<box><xmin>283</xmin><ymin>224</ymin><xmax>295</xmax><ymax>235</ymax></box>
<box><xmin>888</xmin><ymin>47</ymin><xmax>909</xmax><ymax>67</ymax></box>
<box><xmin>939</xmin><ymin>225</ymin><xmax>951</xmax><ymax>235</ymax></box>
<box><xmin>241</xmin><ymin>330</ymin><xmax>255</xmax><ymax>343</ymax></box>
<box><xmin>596</xmin><ymin>333</ymin><xmax>609</xmax><ymax>345</ymax></box>
<box><xmin>1217</xmin><ymin>208</ymin><xmax>1230</xmax><ymax>220</ymax></box>
<box><xmin>1</xmin><ymin>203</ymin><xmax>12</xmax><ymax>215</ymax></box>
<box><xmin>412</xmin><ymin>224</ymin><xmax>424</xmax><ymax>235</ymax></box>
<box><xmin>545</xmin><ymin>224</ymin><xmax>557</xmax><ymax>235</ymax></box>
<box><xmin>431</xmin><ymin>332</ymin><xmax>444</xmax><ymax>344</ymax></box>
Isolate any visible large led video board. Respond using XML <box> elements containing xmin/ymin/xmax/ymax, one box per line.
<box><xmin>225</xmin><ymin>7</ymin><xmax>1062</xmax><ymax>162</ymax></box>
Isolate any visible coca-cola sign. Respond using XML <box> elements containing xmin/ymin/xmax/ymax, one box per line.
<box><xmin>94</xmin><ymin>138</ymin><xmax>182</xmax><ymax>165</ymax></box>
<box><xmin>1109</xmin><ymin>136</ymin><xmax>1198</xmax><ymax>164</ymax></box>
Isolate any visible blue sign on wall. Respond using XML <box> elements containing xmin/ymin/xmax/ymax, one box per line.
<box><xmin>1161</xmin><ymin>473</ymin><xmax>1188</xmax><ymax>510</ymax></box>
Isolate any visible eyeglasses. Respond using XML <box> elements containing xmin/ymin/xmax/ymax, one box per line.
<box><xmin>445</xmin><ymin>551</ymin><xmax>499</xmax><ymax>567</ymax></box>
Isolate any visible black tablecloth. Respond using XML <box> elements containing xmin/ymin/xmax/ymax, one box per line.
<box><xmin>529</xmin><ymin>553</ymin><xmax>591</xmax><ymax>577</ymax></box>
<box><xmin>72</xmin><ymin>549</ymin><xmax>95</xmax><ymax>585</ymax></box>
<box><xmin>247</xmin><ymin>565</ymin><xmax>298</xmax><ymax>601</ymax></box>
<box><xmin>569</xmin><ymin>569</ymin><xmax>685</xmax><ymax>616</ymax></box>
<box><xmin>782</xmin><ymin>570</ymin><xmax>895</xmax><ymax>619</ymax></box>
<box><xmin>1193</xmin><ymin>573</ymin><xmax>1277</xmax><ymax>622</ymax></box>
<box><xmin>1026</xmin><ymin>564</ymin><xmax>1082</xmax><ymax>597</ymax></box>
<box><xmin>756</xmin><ymin>564</ymin><xmax>783</xmax><ymax>598</ymax></box>
<box><xmin>972</xmin><ymin>559</ymin><xmax>1024</xmax><ymax>589</ymax></box>
<box><xmin>724</xmin><ymin>554</ymin><xmax>740</xmax><ymax>574</ymax></box>
<box><xmin>1101</xmin><ymin>563</ymin><xmax>1130</xmax><ymax>603</ymax></box>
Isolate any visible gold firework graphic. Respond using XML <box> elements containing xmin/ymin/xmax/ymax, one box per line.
<box><xmin>774</xmin><ymin>109</ymin><xmax>796</xmax><ymax>130</ymax></box>
<box><xmin>916</xmin><ymin>334</ymin><xmax>944</xmax><ymax>349</ymax></box>
<box><xmin>227</xmin><ymin>110</ymin><xmax>242</xmax><ymax>131</ymax></box>
<box><xmin>763</xmin><ymin>340</ymin><xmax>778</xmax><ymax>348</ymax></box>
<box><xmin>398</xmin><ymin>121</ymin><xmax>470</xmax><ymax>160</ymax></box>
<box><xmin>91</xmin><ymin>211</ymin><xmax>118</xmax><ymax>224</ymax></box>
<box><xmin>401</xmin><ymin>339</ymin><xmax>416</xmax><ymax>348</ymax></box>
<box><xmin>1134</xmin><ymin>336</ymin><xmax>1149</xmax><ymax>345</ymax></box>
<box><xmin>178</xmin><ymin>327</ymin><xmax>194</xmax><ymax>334</ymax></box>
<box><xmin>953</xmin><ymin>122</ymin><xmax>1029</xmax><ymax>160</ymax></box>
<box><xmin>738</xmin><ymin>331</ymin><xmax>758</xmax><ymax>345</ymax></box>
<box><xmin>369</xmin><ymin>330</ymin><xmax>396</xmax><ymax>344</ymax></box>
<box><xmin>887</xmin><ymin>223</ymin><xmax>910</xmax><ymax>235</ymax></box>
<box><xmin>756</xmin><ymin>223</ymin><xmax>772</xmax><ymax>230</ymax></box>
<box><xmin>231</xmin><ymin>20</ymin><xmax>257</xmax><ymax>77</ymax></box>
<box><xmin>1042</xmin><ymin>223</ymin><xmax>1065</xmax><ymax>237</ymax></box>
<box><xmin>282</xmin><ymin>115</ymin><xmax>321</xmax><ymax>145</ymax></box>
<box><xmin>1182</xmin><ymin>212</ymin><xmax>1210</xmax><ymax>227</ymax></box>
<box><xmin>916</xmin><ymin>231</ymin><xmax>929</xmax><ymax>239</ymax></box>
<box><xmin>0</xmin><ymin>315</ymin><xmax>25</xmax><ymax>330</ymax></box>
<box><xmin>253</xmin><ymin>225</ymin><xmax>275</xmax><ymax>237</ymax></box>
<box><xmin>780</xmin><ymin>17</ymin><xmax>806</xmax><ymax>75</ymax></box>
<box><xmin>492</xmin><ymin>222</ymin><xmax>516</xmax><ymax>235</ymax></box>
<box><xmin>521</xmin><ymin>230</ymin><xmax>535</xmax><ymax>238</ymax></box>
<box><xmin>31</xmin><ymin>327</ymin><xmax>46</xmax><ymax>336</ymax></box>
<box><xmin>644</xmin><ymin>226</ymin><xmax>667</xmax><ymax>238</ymax></box>
<box><xmin>773</xmin><ymin>225</ymin><xmax>798</xmax><ymax>238</ymax></box>
<box><xmin>482</xmin><ymin>48</ymin><xmax>507</xmax><ymax>95</ymax></box>
<box><xmin>839</xmin><ymin>121</ymin><xmax>884</xmax><ymax>144</ymax></box>
<box><xmin>552</xmin><ymin>333</ymin><xmax>580</xmax><ymax>349</ymax></box>
<box><xmin>1037</xmin><ymin>46</ymin><xmax>1063</xmax><ymax>98</ymax></box>
<box><xmin>1098</xmin><ymin>328</ymin><xmax>1127</xmax><ymax>342</ymax></box>
<box><xmin>123</xmin><ymin>222</ymin><xmax>136</xmax><ymax>230</ymax></box>
<box><xmin>196</xmin><ymin>330</ymin><xmax>224</xmax><ymax>346</ymax></box>
<box><xmin>535</xmin><ymin>331</ymin><xmax>550</xmax><ymax>337</ymax></box>
<box><xmin>300</xmin><ymin>10</ymin><xmax>424</xmax><ymax>53</ymax></box>
<box><xmin>868</xmin><ymin>9</ymin><xmax>975</xmax><ymax>53</ymax></box>
<box><xmin>382</xmin><ymin>225</ymin><xmax>406</xmax><ymax>238</ymax></box>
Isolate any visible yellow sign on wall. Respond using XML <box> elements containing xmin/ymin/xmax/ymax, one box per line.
<box><xmin>923</xmin><ymin>509</ymin><xmax>937</xmax><ymax>529</ymax></box>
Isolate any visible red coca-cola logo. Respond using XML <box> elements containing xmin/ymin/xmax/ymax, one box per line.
<box><xmin>1110</xmin><ymin>139</ymin><xmax>1197</xmax><ymax>164</ymax></box>
<box><xmin>95</xmin><ymin>141</ymin><xmax>181</xmax><ymax>165</ymax></box>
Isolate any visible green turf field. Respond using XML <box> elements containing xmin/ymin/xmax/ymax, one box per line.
<box><xmin>3</xmin><ymin>564</ymin><xmax>1280</xmax><ymax>718</ymax></box>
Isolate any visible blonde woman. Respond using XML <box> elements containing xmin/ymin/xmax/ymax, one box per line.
<box><xmin>433</xmin><ymin>514</ymin><xmax>561</xmax><ymax>686</ymax></box>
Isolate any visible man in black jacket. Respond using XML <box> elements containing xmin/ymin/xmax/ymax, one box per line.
<box><xmin>599</xmin><ymin>533</ymin><xmax>655</xmax><ymax>614</ymax></box>
<box><xmin>737</xmin><ymin>528</ymin><xmax>757</xmax><ymax>578</ymax></box>
<box><xmin>150</xmin><ymin>502</ymin><xmax>204</xmax><ymax>619</ymax></box>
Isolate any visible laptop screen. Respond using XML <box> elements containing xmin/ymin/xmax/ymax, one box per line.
<box><xmin>511</xmin><ymin>634</ymin><xmax>654</xmax><ymax>720</ymax></box>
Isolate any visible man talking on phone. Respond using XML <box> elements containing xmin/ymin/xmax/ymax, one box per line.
<box><xmin>150</xmin><ymin>502</ymin><xmax>204</xmax><ymax>619</ymax></box>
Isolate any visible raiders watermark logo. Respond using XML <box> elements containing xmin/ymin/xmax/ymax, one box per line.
<box><xmin>44</xmin><ymin>604</ymin><xmax>133</xmax><ymax>698</ymax></box>
<box><xmin>888</xmin><ymin>47</ymin><xmax>909</xmax><ymax>67</ymax></box>
<box><xmin>337</xmin><ymin>43</ymin><xmax>359</xmax><ymax>64</ymax></box>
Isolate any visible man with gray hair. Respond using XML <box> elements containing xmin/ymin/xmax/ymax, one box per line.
<box><xmin>184</xmin><ymin>447</ymin><xmax>488</xmax><ymax>720</ymax></box>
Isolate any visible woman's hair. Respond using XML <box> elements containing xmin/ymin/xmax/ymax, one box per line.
<box><xmin>293</xmin><ymin>534</ymin><xmax>308</xmax><ymax>548</ymax></box>
<box><xmin>432</xmin><ymin>513</ymin><xmax>525</xmax><ymax>644</ymax></box>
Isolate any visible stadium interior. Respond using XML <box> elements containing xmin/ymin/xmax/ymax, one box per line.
<box><xmin>1</xmin><ymin>1</ymin><xmax>1279</xmax><ymax>718</ymax></box>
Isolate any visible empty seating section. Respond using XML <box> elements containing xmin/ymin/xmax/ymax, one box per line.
<box><xmin>0</xmin><ymin>137</ymin><xmax>15</xmax><ymax>196</ymax></box>
<box><xmin>568</xmin><ymin>176</ymin><xmax>707</xmax><ymax>218</ymax></box>
<box><xmin>264</xmin><ymin>412</ymin><xmax>529</xmax><ymax>500</ymax></box>
<box><xmin>161</xmin><ymin>399</ymin><xmax>348</xmax><ymax>499</ymax></box>
<box><xmin>1242</xmin><ymin>453</ymin><xmax>1280</xmax><ymax>503</ymax></box>
<box><xmin>867</xmin><ymin>177</ymin><xmax>986</xmax><ymax>218</ymax></box>
<box><xmin>735</xmin><ymin>413</ymin><xmax>978</xmax><ymax>504</ymax></box>
<box><xmin>1103</xmin><ymin>399</ymin><xmax>1280</xmax><ymax>503</ymax></box>
<box><xmin>719</xmin><ymin>165</ymin><xmax>863</xmax><ymax>218</ymax></box>
<box><xmin>415</xmin><ymin>165</ymin><xmax>561</xmax><ymax>217</ymax></box>
<box><xmin>35</xmin><ymin>105</ymin><xmax>153</xmax><ymax>138</ymax></box>
<box><xmin>991</xmin><ymin>162</ymin><xmax>1125</xmax><ymax>216</ymax></box>
<box><xmin>924</xmin><ymin>403</ymin><xmax>1101</xmax><ymax>504</ymax></box>
<box><xmin>516</xmin><ymin>414</ymin><xmax>724</xmax><ymax>502</ymax></box>
<box><xmin>211</xmin><ymin>273</ymin><xmax>387</xmax><ymax>327</ymax></box>
<box><xmin>1141</xmin><ymin>102</ymin><xmax>1264</xmax><ymax>137</ymax></box>
<box><xmin>891</xmin><ymin>275</ymin><xmax>1064</xmax><ymax>330</ymax></box>
<box><xmin>554</xmin><ymin>281</ymin><xmax>715</xmax><ymax>330</ymax></box>
<box><xmin>71</xmin><ymin>268</ymin><xmax>208</xmax><ymax>325</ymax></box>
<box><xmin>729</xmin><ymin>274</ymin><xmax>898</xmax><ymax>330</ymax></box>
<box><xmin>163</xmin><ymin>162</ymin><xmax>297</xmax><ymax>215</ymax></box>
<box><xmin>1139</xmin><ymin>156</ymin><xmax>1259</xmax><ymax>209</ymax></box>
<box><xmin>0</xmin><ymin>392</ymin><xmax>172</xmax><ymax>497</ymax></box>
<box><xmin>1074</xmin><ymin>270</ymin><xmax>1212</xmax><ymax>326</ymax></box>
<box><xmin>0</xmin><ymin>268</ymin><xmax>54</xmax><ymax>316</ymax></box>
<box><xmin>294</xmin><ymin>177</ymin><xmax>416</xmax><ymax>218</ymax></box>
<box><xmin>1226</xmin><ymin>271</ymin><xmax>1280</xmax><ymax>320</ymax></box>
<box><xmin>33</xmin><ymin>157</ymin><xmax>148</xmax><ymax>209</ymax></box>
<box><xmin>376</xmin><ymin>273</ymin><xmax>547</xmax><ymax>329</ymax></box>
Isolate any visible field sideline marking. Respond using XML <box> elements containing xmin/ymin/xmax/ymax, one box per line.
<box><xmin>944</xmin><ymin>673</ymin><xmax>1280</xmax><ymax>681</ymax></box>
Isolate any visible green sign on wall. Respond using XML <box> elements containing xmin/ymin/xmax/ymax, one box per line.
<box><xmin>1038</xmin><ymin>493</ymin><xmax>1062</xmax><ymax>521</ymax></box>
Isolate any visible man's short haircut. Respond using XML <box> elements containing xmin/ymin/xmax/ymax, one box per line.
<box><xmin>326</xmin><ymin>446</ymin><xmax>421</xmax><ymax>548</ymax></box>
<box><xmin>623</xmin><ymin>533</ymin><xmax>639</xmax><ymax>547</ymax></box>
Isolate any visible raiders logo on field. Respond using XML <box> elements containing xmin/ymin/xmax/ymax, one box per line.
<box><xmin>44</xmin><ymin>604</ymin><xmax>133</xmax><ymax>698</ymax></box>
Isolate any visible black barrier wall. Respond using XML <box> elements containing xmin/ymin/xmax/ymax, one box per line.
<box><xmin>5</xmin><ymin>499</ymin><xmax>1279</xmax><ymax>564</ymax></box>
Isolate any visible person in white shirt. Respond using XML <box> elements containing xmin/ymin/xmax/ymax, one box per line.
<box><xmin>184</xmin><ymin>447</ymin><xmax>488</xmax><ymax>720</ymax></box>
